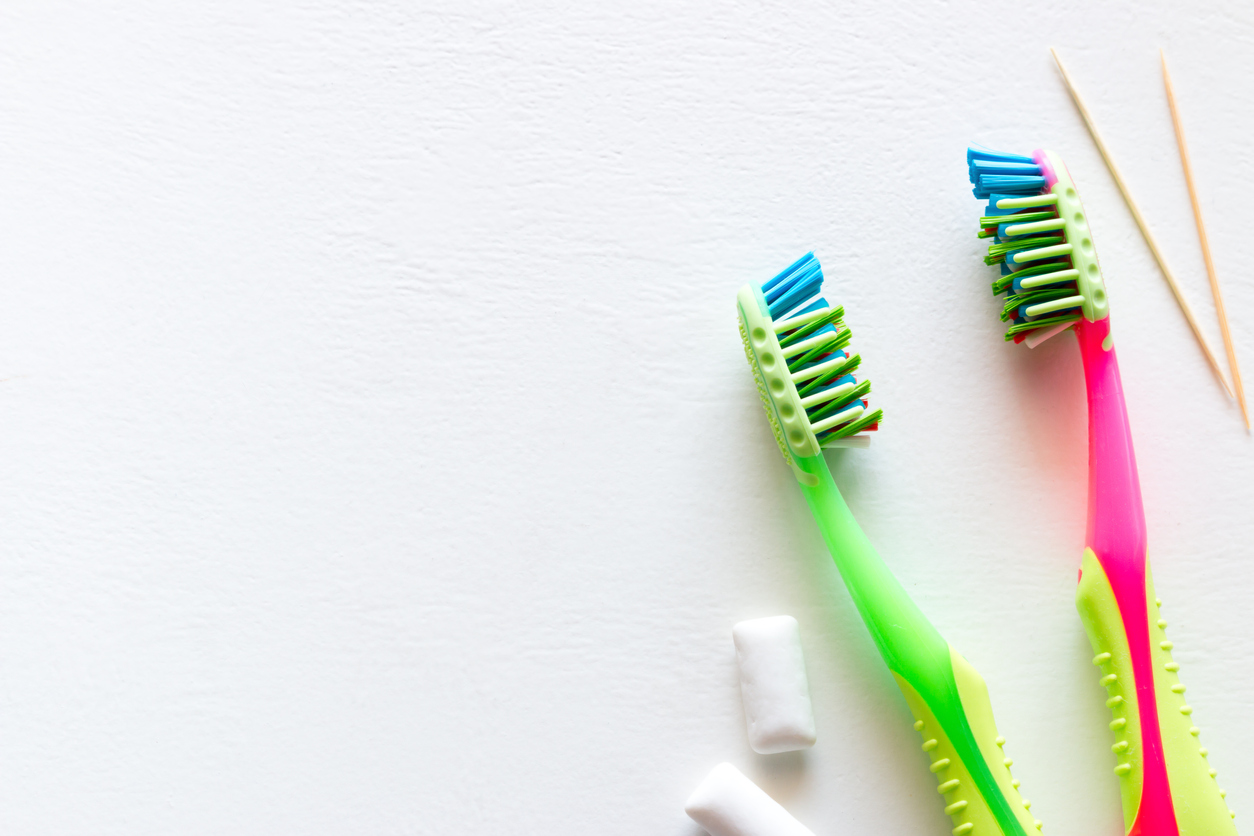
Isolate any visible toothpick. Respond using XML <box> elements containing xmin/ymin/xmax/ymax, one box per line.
<box><xmin>1049</xmin><ymin>47</ymin><xmax>1235</xmax><ymax>400</ymax></box>
<box><xmin>1161</xmin><ymin>50</ymin><xmax>1249</xmax><ymax>429</ymax></box>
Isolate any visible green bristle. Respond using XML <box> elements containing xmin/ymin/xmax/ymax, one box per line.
<box><xmin>993</xmin><ymin>263</ymin><xmax>1079</xmax><ymax>298</ymax></box>
<box><xmin>1000</xmin><ymin>287</ymin><xmax>1078</xmax><ymax>322</ymax></box>
<box><xmin>807</xmin><ymin>379</ymin><xmax>871</xmax><ymax>423</ymax></box>
<box><xmin>972</xmin><ymin>180</ymin><xmax>1085</xmax><ymax>342</ymax></box>
<box><xmin>1007</xmin><ymin>262</ymin><xmax>1073</xmax><ymax>281</ymax></box>
<box><xmin>797</xmin><ymin>354</ymin><xmax>862</xmax><ymax>398</ymax></box>
<box><xmin>795</xmin><ymin>357</ymin><xmax>855</xmax><ymax>399</ymax></box>
<box><xmin>1016</xmin><ymin>286</ymin><xmax>1079</xmax><ymax>304</ymax></box>
<box><xmin>985</xmin><ymin>235</ymin><xmax>1065</xmax><ymax>265</ymax></box>
<box><xmin>978</xmin><ymin>210</ymin><xmax>1057</xmax><ymax>228</ymax></box>
<box><xmin>819</xmin><ymin>408</ymin><xmax>883</xmax><ymax>443</ymax></box>
<box><xmin>788</xmin><ymin>328</ymin><xmax>853</xmax><ymax>371</ymax></box>
<box><xmin>1004</xmin><ymin>313</ymin><xmax>1082</xmax><ymax>340</ymax></box>
<box><xmin>778</xmin><ymin>306</ymin><xmax>845</xmax><ymax>348</ymax></box>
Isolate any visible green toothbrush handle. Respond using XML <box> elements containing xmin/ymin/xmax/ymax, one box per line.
<box><xmin>894</xmin><ymin>650</ymin><xmax>1042</xmax><ymax>836</ymax></box>
<box><xmin>796</xmin><ymin>453</ymin><xmax>1040</xmax><ymax>836</ymax></box>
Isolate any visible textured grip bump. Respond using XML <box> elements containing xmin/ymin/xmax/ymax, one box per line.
<box><xmin>1076</xmin><ymin>548</ymin><xmax>1236</xmax><ymax>835</ymax></box>
<box><xmin>893</xmin><ymin>647</ymin><xmax>1041</xmax><ymax>836</ymax></box>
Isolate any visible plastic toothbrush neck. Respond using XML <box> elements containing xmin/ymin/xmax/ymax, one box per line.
<box><xmin>1076</xmin><ymin>316</ymin><xmax>1147</xmax><ymax>566</ymax></box>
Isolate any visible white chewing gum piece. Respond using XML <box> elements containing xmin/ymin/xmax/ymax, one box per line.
<box><xmin>732</xmin><ymin>616</ymin><xmax>817</xmax><ymax>754</ymax></box>
<box><xmin>684</xmin><ymin>763</ymin><xmax>817</xmax><ymax>836</ymax></box>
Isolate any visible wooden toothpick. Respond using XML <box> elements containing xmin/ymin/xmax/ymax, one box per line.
<box><xmin>1160</xmin><ymin>50</ymin><xmax>1249</xmax><ymax>430</ymax></box>
<box><xmin>1049</xmin><ymin>47</ymin><xmax>1235</xmax><ymax>400</ymax></box>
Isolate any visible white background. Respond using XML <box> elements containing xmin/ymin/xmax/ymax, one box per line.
<box><xmin>2</xmin><ymin>2</ymin><xmax>1252</xmax><ymax>834</ymax></box>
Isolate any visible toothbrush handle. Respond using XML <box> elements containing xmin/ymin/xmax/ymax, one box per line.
<box><xmin>795</xmin><ymin>453</ymin><xmax>1039</xmax><ymax>836</ymax></box>
<box><xmin>1076</xmin><ymin>318</ymin><xmax>1236</xmax><ymax>836</ymax></box>
<box><xmin>1077</xmin><ymin>550</ymin><xmax>1237</xmax><ymax>836</ymax></box>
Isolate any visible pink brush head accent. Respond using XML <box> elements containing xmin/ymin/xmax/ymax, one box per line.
<box><xmin>1031</xmin><ymin>149</ymin><xmax>1059</xmax><ymax>188</ymax></box>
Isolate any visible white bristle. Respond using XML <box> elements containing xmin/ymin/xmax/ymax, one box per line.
<box><xmin>1011</xmin><ymin>242</ymin><xmax>1073</xmax><ymax>265</ymax></box>
<box><xmin>772</xmin><ymin>302</ymin><xmax>830</xmax><ymax>332</ymax></box>
<box><xmin>1025</xmin><ymin>320</ymin><xmax>1075</xmax><ymax>348</ymax></box>
<box><xmin>823</xmin><ymin>434</ymin><xmax>871</xmax><ymax>449</ymax></box>
<box><xmin>1004</xmin><ymin>217</ymin><xmax>1066</xmax><ymax>237</ymax></box>
<box><xmin>810</xmin><ymin>404</ymin><xmax>864</xmax><ymax>435</ymax></box>
<box><xmin>1024</xmin><ymin>295</ymin><xmax>1085</xmax><ymax>318</ymax></box>
<box><xmin>782</xmin><ymin>331</ymin><xmax>838</xmax><ymax>359</ymax></box>
<box><xmin>1019</xmin><ymin>268</ymin><xmax>1079</xmax><ymax>289</ymax></box>
<box><xmin>798</xmin><ymin>381</ymin><xmax>855</xmax><ymax>410</ymax></box>
<box><xmin>790</xmin><ymin>354</ymin><xmax>849</xmax><ymax>384</ymax></box>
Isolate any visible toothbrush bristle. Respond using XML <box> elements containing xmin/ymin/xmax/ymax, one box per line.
<box><xmin>968</xmin><ymin>147</ymin><xmax>1083</xmax><ymax>343</ymax></box>
<box><xmin>755</xmin><ymin>253</ymin><xmax>882</xmax><ymax>447</ymax></box>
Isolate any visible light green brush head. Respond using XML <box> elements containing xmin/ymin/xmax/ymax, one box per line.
<box><xmin>736</xmin><ymin>253</ymin><xmax>882</xmax><ymax>485</ymax></box>
<box><xmin>968</xmin><ymin>146</ymin><xmax>1110</xmax><ymax>347</ymax></box>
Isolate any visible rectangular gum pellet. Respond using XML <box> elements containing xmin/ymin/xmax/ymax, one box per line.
<box><xmin>685</xmin><ymin>762</ymin><xmax>816</xmax><ymax>836</ymax></box>
<box><xmin>732</xmin><ymin>616</ymin><xmax>817</xmax><ymax>754</ymax></box>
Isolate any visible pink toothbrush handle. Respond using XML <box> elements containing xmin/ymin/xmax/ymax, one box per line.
<box><xmin>1074</xmin><ymin>317</ymin><xmax>1235</xmax><ymax>836</ymax></box>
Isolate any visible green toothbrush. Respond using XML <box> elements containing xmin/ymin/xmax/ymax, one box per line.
<box><xmin>738</xmin><ymin>252</ymin><xmax>1040</xmax><ymax>836</ymax></box>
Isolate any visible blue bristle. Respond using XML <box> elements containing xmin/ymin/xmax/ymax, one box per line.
<box><xmin>768</xmin><ymin>262</ymin><xmax>824</xmax><ymax>319</ymax></box>
<box><xmin>973</xmin><ymin>175</ymin><xmax>1047</xmax><ymax>199</ymax></box>
<box><xmin>967</xmin><ymin>148</ymin><xmax>1036</xmax><ymax>165</ymax></box>
<box><xmin>790</xmin><ymin>296</ymin><xmax>828</xmax><ymax>320</ymax></box>
<box><xmin>1003</xmin><ymin>250</ymin><xmax>1065</xmax><ymax>272</ymax></box>
<box><xmin>763</xmin><ymin>258</ymin><xmax>820</xmax><ymax>305</ymax></box>
<box><xmin>762</xmin><ymin>252</ymin><xmax>814</xmax><ymax>296</ymax></box>
<box><xmin>1002</xmin><ymin>250</ymin><xmax>1032</xmax><ymax>271</ymax></box>
<box><xmin>982</xmin><ymin>175</ymin><xmax>1046</xmax><ymax>190</ymax></box>
<box><xmin>795</xmin><ymin>350</ymin><xmax>848</xmax><ymax>376</ymax></box>
<box><xmin>970</xmin><ymin>159</ymin><xmax>1042</xmax><ymax>178</ymax></box>
<box><xmin>983</xmin><ymin>195</ymin><xmax>1032</xmax><ymax>217</ymax></box>
<box><xmin>811</xmin><ymin>371</ymin><xmax>855</xmax><ymax>395</ymax></box>
<box><xmin>968</xmin><ymin>148</ymin><xmax>1047</xmax><ymax>199</ymax></box>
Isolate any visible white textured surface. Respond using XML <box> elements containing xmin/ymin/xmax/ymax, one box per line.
<box><xmin>2</xmin><ymin>2</ymin><xmax>1253</xmax><ymax>834</ymax></box>
<box><xmin>733</xmin><ymin>616</ymin><xmax>816</xmax><ymax>754</ymax></box>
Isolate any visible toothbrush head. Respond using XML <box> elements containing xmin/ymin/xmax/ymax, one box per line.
<box><xmin>737</xmin><ymin>253</ymin><xmax>881</xmax><ymax>485</ymax></box>
<box><xmin>968</xmin><ymin>147</ymin><xmax>1110</xmax><ymax>347</ymax></box>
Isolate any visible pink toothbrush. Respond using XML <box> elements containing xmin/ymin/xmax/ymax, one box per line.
<box><xmin>969</xmin><ymin>146</ymin><xmax>1237</xmax><ymax>836</ymax></box>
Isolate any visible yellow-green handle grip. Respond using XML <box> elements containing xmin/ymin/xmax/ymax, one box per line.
<box><xmin>797</xmin><ymin>454</ymin><xmax>1039</xmax><ymax>835</ymax></box>
<box><xmin>1076</xmin><ymin>548</ymin><xmax>1237</xmax><ymax>835</ymax></box>
<box><xmin>894</xmin><ymin>646</ymin><xmax>1042</xmax><ymax>836</ymax></box>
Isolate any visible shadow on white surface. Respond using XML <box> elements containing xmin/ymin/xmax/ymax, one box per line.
<box><xmin>752</xmin><ymin>748</ymin><xmax>808</xmax><ymax>804</ymax></box>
